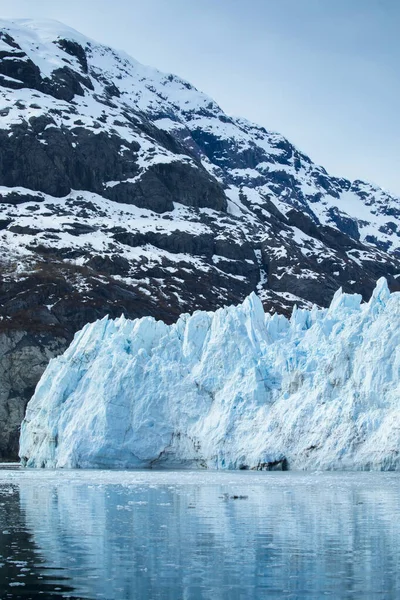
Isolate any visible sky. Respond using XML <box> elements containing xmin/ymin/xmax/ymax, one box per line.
<box><xmin>1</xmin><ymin>0</ymin><xmax>399</xmax><ymax>195</ymax></box>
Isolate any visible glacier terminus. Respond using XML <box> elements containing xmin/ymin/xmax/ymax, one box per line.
<box><xmin>19</xmin><ymin>278</ymin><xmax>400</xmax><ymax>471</ymax></box>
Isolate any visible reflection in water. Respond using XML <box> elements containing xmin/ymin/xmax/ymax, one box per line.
<box><xmin>0</xmin><ymin>484</ymin><xmax>81</xmax><ymax>599</ymax></box>
<box><xmin>1</xmin><ymin>470</ymin><xmax>400</xmax><ymax>598</ymax></box>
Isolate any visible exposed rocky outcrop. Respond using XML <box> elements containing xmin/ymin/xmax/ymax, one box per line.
<box><xmin>0</xmin><ymin>331</ymin><xmax>66</xmax><ymax>458</ymax></box>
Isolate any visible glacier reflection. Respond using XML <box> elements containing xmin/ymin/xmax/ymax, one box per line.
<box><xmin>3</xmin><ymin>471</ymin><xmax>400</xmax><ymax>599</ymax></box>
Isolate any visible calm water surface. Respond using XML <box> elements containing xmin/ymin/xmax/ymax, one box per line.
<box><xmin>0</xmin><ymin>468</ymin><xmax>399</xmax><ymax>599</ymax></box>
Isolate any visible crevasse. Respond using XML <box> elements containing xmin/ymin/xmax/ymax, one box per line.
<box><xmin>19</xmin><ymin>278</ymin><xmax>400</xmax><ymax>470</ymax></box>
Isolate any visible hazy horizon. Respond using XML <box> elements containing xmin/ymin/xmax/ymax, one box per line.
<box><xmin>1</xmin><ymin>0</ymin><xmax>399</xmax><ymax>195</ymax></box>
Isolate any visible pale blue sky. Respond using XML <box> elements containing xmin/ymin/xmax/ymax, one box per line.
<box><xmin>1</xmin><ymin>0</ymin><xmax>399</xmax><ymax>194</ymax></box>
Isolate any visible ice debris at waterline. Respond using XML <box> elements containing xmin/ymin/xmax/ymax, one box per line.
<box><xmin>19</xmin><ymin>278</ymin><xmax>400</xmax><ymax>470</ymax></box>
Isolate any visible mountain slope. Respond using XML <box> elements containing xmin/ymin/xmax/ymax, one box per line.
<box><xmin>1</xmin><ymin>18</ymin><xmax>400</xmax><ymax>458</ymax></box>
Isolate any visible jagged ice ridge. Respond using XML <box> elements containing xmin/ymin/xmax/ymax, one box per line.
<box><xmin>19</xmin><ymin>278</ymin><xmax>400</xmax><ymax>470</ymax></box>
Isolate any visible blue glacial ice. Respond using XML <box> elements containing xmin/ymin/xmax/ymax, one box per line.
<box><xmin>19</xmin><ymin>278</ymin><xmax>400</xmax><ymax>470</ymax></box>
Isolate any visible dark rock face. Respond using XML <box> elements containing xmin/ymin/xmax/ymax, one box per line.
<box><xmin>1</xmin><ymin>19</ymin><xmax>400</xmax><ymax>458</ymax></box>
<box><xmin>55</xmin><ymin>39</ymin><xmax>89</xmax><ymax>73</ymax></box>
<box><xmin>104</xmin><ymin>162</ymin><xmax>226</xmax><ymax>213</ymax></box>
<box><xmin>327</xmin><ymin>207</ymin><xmax>360</xmax><ymax>241</ymax></box>
<box><xmin>0</xmin><ymin>43</ymin><xmax>42</xmax><ymax>90</ymax></box>
<box><xmin>145</xmin><ymin>162</ymin><xmax>227</xmax><ymax>211</ymax></box>
<box><xmin>0</xmin><ymin>125</ymin><xmax>141</xmax><ymax>197</ymax></box>
<box><xmin>0</xmin><ymin>331</ymin><xmax>67</xmax><ymax>459</ymax></box>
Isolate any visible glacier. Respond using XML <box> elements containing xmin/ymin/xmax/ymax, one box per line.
<box><xmin>19</xmin><ymin>278</ymin><xmax>400</xmax><ymax>471</ymax></box>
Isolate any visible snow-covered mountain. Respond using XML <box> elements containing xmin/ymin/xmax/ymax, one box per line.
<box><xmin>1</xmin><ymin>18</ymin><xmax>400</xmax><ymax>458</ymax></box>
<box><xmin>20</xmin><ymin>279</ymin><xmax>400</xmax><ymax>471</ymax></box>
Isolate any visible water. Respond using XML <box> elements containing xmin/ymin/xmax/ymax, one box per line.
<box><xmin>0</xmin><ymin>469</ymin><xmax>400</xmax><ymax>599</ymax></box>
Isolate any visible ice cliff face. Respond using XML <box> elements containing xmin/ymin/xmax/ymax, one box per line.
<box><xmin>19</xmin><ymin>278</ymin><xmax>400</xmax><ymax>470</ymax></box>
